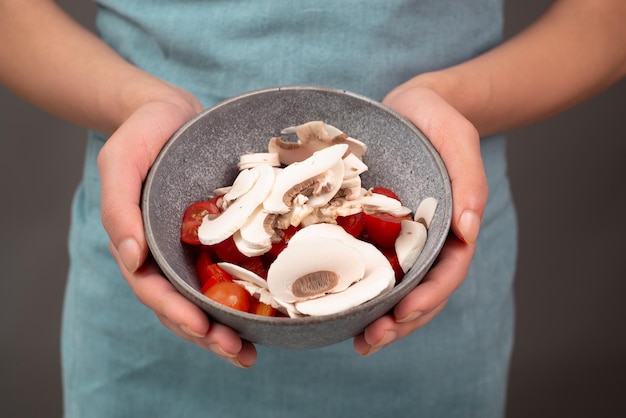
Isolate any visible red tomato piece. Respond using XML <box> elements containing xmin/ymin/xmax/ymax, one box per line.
<box><xmin>336</xmin><ymin>212</ymin><xmax>365</xmax><ymax>238</ymax></box>
<box><xmin>209</xmin><ymin>236</ymin><xmax>248</xmax><ymax>264</ymax></box>
<box><xmin>266</xmin><ymin>225</ymin><xmax>300</xmax><ymax>260</ymax></box>
<box><xmin>203</xmin><ymin>282</ymin><xmax>250</xmax><ymax>312</ymax></box>
<box><xmin>180</xmin><ymin>200</ymin><xmax>221</xmax><ymax>245</ymax></box>
<box><xmin>197</xmin><ymin>259</ymin><xmax>234</xmax><ymax>293</ymax></box>
<box><xmin>381</xmin><ymin>248</ymin><xmax>405</xmax><ymax>284</ymax></box>
<box><xmin>370</xmin><ymin>186</ymin><xmax>401</xmax><ymax>202</ymax></box>
<box><xmin>362</xmin><ymin>212</ymin><xmax>408</xmax><ymax>248</ymax></box>
<box><xmin>249</xmin><ymin>298</ymin><xmax>277</xmax><ymax>317</ymax></box>
<box><xmin>239</xmin><ymin>256</ymin><xmax>269</xmax><ymax>280</ymax></box>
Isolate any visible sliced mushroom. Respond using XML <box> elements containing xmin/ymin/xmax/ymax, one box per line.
<box><xmin>272</xmin><ymin>121</ymin><xmax>367</xmax><ymax>164</ymax></box>
<box><xmin>287</xmin><ymin>223</ymin><xmax>395</xmax><ymax>315</ymax></box>
<box><xmin>271</xmin><ymin>298</ymin><xmax>303</xmax><ymax>318</ymax></box>
<box><xmin>238</xmin><ymin>152</ymin><xmax>280</xmax><ymax>170</ymax></box>
<box><xmin>266</xmin><ymin>236</ymin><xmax>366</xmax><ymax>304</ymax></box>
<box><xmin>268</xmin><ymin>121</ymin><xmax>334</xmax><ymax>165</ymax></box>
<box><xmin>342</xmin><ymin>152</ymin><xmax>368</xmax><ymax>179</ymax></box>
<box><xmin>305</xmin><ymin>159</ymin><xmax>345</xmax><ymax>208</ymax></box>
<box><xmin>267</xmin><ymin>136</ymin><xmax>327</xmax><ymax>165</ymax></box>
<box><xmin>288</xmin><ymin>196</ymin><xmax>315</xmax><ymax>227</ymax></box>
<box><xmin>413</xmin><ymin>197</ymin><xmax>438</xmax><ymax>229</ymax></box>
<box><xmin>340</xmin><ymin>175</ymin><xmax>362</xmax><ymax>201</ymax></box>
<box><xmin>293</xmin><ymin>267</ymin><xmax>393</xmax><ymax>316</ymax></box>
<box><xmin>317</xmin><ymin>198</ymin><xmax>363</xmax><ymax>218</ymax></box>
<box><xmin>222</xmin><ymin>167</ymin><xmax>258</xmax><ymax>205</ymax></box>
<box><xmin>198</xmin><ymin>164</ymin><xmax>275</xmax><ymax>245</ymax></box>
<box><xmin>395</xmin><ymin>220</ymin><xmax>428</xmax><ymax>273</ymax></box>
<box><xmin>358</xmin><ymin>189</ymin><xmax>413</xmax><ymax>217</ymax></box>
<box><xmin>333</xmin><ymin>135</ymin><xmax>367</xmax><ymax>160</ymax></box>
<box><xmin>282</xmin><ymin>120</ymin><xmax>335</xmax><ymax>143</ymax></box>
<box><xmin>284</xmin><ymin>121</ymin><xmax>368</xmax><ymax>158</ymax></box>
<box><xmin>232</xmin><ymin>206</ymin><xmax>276</xmax><ymax>256</ymax></box>
<box><xmin>263</xmin><ymin>143</ymin><xmax>348</xmax><ymax>214</ymax></box>
<box><xmin>217</xmin><ymin>262</ymin><xmax>268</xmax><ymax>288</ymax></box>
<box><xmin>217</xmin><ymin>262</ymin><xmax>293</xmax><ymax>314</ymax></box>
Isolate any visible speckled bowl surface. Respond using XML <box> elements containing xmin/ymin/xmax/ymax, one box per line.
<box><xmin>142</xmin><ymin>85</ymin><xmax>452</xmax><ymax>349</ymax></box>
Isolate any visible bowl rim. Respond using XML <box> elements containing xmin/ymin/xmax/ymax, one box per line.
<box><xmin>142</xmin><ymin>84</ymin><xmax>452</xmax><ymax>326</ymax></box>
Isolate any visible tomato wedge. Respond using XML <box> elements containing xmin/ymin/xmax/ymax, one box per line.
<box><xmin>180</xmin><ymin>200</ymin><xmax>221</xmax><ymax>245</ymax></box>
<box><xmin>239</xmin><ymin>256</ymin><xmax>269</xmax><ymax>280</ymax></box>
<box><xmin>362</xmin><ymin>212</ymin><xmax>409</xmax><ymax>248</ymax></box>
<box><xmin>203</xmin><ymin>282</ymin><xmax>251</xmax><ymax>312</ymax></box>
<box><xmin>197</xmin><ymin>257</ymin><xmax>234</xmax><ymax>292</ymax></box>
<box><xmin>209</xmin><ymin>235</ymin><xmax>248</xmax><ymax>264</ymax></box>
<box><xmin>249</xmin><ymin>298</ymin><xmax>277</xmax><ymax>316</ymax></box>
<box><xmin>381</xmin><ymin>248</ymin><xmax>405</xmax><ymax>284</ymax></box>
<box><xmin>265</xmin><ymin>225</ymin><xmax>300</xmax><ymax>260</ymax></box>
<box><xmin>336</xmin><ymin>212</ymin><xmax>365</xmax><ymax>238</ymax></box>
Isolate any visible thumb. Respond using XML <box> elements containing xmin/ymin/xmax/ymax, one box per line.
<box><xmin>383</xmin><ymin>86</ymin><xmax>487</xmax><ymax>244</ymax></box>
<box><xmin>98</xmin><ymin>101</ymin><xmax>197</xmax><ymax>272</ymax></box>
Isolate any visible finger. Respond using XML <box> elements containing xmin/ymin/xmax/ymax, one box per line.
<box><xmin>111</xmin><ymin>253</ymin><xmax>258</xmax><ymax>368</ymax></box>
<box><xmin>383</xmin><ymin>86</ymin><xmax>488</xmax><ymax>244</ymax></box>
<box><xmin>159</xmin><ymin>315</ymin><xmax>258</xmax><ymax>368</ymax></box>
<box><xmin>353</xmin><ymin>234</ymin><xmax>474</xmax><ymax>356</ymax></box>
<box><xmin>393</xmin><ymin>234</ymin><xmax>474</xmax><ymax>322</ymax></box>
<box><xmin>110</xmin><ymin>242</ymin><xmax>211</xmax><ymax>336</ymax></box>
<box><xmin>110</xmin><ymin>242</ymin><xmax>258</xmax><ymax>367</ymax></box>
<box><xmin>354</xmin><ymin>302</ymin><xmax>446</xmax><ymax>356</ymax></box>
<box><xmin>98</xmin><ymin>102</ymin><xmax>196</xmax><ymax>273</ymax></box>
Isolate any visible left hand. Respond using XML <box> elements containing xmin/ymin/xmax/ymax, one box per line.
<box><xmin>353</xmin><ymin>84</ymin><xmax>488</xmax><ymax>355</ymax></box>
<box><xmin>98</xmin><ymin>94</ymin><xmax>258</xmax><ymax>368</ymax></box>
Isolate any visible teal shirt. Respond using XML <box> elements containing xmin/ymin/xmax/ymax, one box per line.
<box><xmin>94</xmin><ymin>0</ymin><xmax>503</xmax><ymax>104</ymax></box>
<box><xmin>63</xmin><ymin>2</ymin><xmax>516</xmax><ymax>417</ymax></box>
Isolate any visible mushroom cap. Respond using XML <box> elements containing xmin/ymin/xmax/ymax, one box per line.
<box><xmin>293</xmin><ymin>266</ymin><xmax>393</xmax><ymax>316</ymax></box>
<box><xmin>267</xmin><ymin>235</ymin><xmax>366</xmax><ymax>304</ymax></box>
<box><xmin>284</xmin><ymin>223</ymin><xmax>396</xmax><ymax>315</ymax></box>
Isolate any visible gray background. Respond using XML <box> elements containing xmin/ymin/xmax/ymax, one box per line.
<box><xmin>1</xmin><ymin>1</ymin><xmax>624</xmax><ymax>417</ymax></box>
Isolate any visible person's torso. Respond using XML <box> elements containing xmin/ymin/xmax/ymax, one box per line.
<box><xmin>93</xmin><ymin>0</ymin><xmax>504</xmax><ymax>105</ymax></box>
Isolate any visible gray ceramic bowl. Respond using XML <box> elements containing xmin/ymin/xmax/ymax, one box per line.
<box><xmin>142</xmin><ymin>85</ymin><xmax>452</xmax><ymax>349</ymax></box>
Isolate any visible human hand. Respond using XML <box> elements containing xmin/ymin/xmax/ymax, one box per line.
<box><xmin>98</xmin><ymin>95</ymin><xmax>258</xmax><ymax>368</ymax></box>
<box><xmin>354</xmin><ymin>85</ymin><xmax>488</xmax><ymax>355</ymax></box>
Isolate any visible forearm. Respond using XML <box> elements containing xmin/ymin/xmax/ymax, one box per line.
<box><xmin>402</xmin><ymin>0</ymin><xmax>626</xmax><ymax>136</ymax></box>
<box><xmin>0</xmin><ymin>0</ymin><xmax>194</xmax><ymax>134</ymax></box>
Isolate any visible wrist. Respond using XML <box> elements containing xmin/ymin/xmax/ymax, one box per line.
<box><xmin>405</xmin><ymin>70</ymin><xmax>492</xmax><ymax>133</ymax></box>
<box><xmin>94</xmin><ymin>69</ymin><xmax>202</xmax><ymax>134</ymax></box>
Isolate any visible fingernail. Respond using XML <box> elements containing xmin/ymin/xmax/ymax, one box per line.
<box><xmin>209</xmin><ymin>344</ymin><xmax>249</xmax><ymax>369</ymax></box>
<box><xmin>179</xmin><ymin>324</ymin><xmax>207</xmax><ymax>339</ymax></box>
<box><xmin>458</xmin><ymin>210</ymin><xmax>481</xmax><ymax>245</ymax></box>
<box><xmin>396</xmin><ymin>311</ymin><xmax>423</xmax><ymax>323</ymax></box>
<box><xmin>231</xmin><ymin>355</ymin><xmax>254</xmax><ymax>369</ymax></box>
<box><xmin>363</xmin><ymin>329</ymin><xmax>397</xmax><ymax>356</ymax></box>
<box><xmin>208</xmin><ymin>342</ymin><xmax>238</xmax><ymax>359</ymax></box>
<box><xmin>118</xmin><ymin>238</ymin><xmax>141</xmax><ymax>273</ymax></box>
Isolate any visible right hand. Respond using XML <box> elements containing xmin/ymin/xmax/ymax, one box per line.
<box><xmin>98</xmin><ymin>93</ymin><xmax>258</xmax><ymax>368</ymax></box>
<box><xmin>354</xmin><ymin>84</ymin><xmax>488</xmax><ymax>355</ymax></box>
